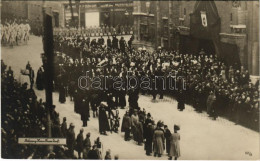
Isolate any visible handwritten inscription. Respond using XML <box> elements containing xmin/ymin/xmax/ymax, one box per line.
<box><xmin>18</xmin><ymin>138</ymin><xmax>66</xmax><ymax>145</ymax></box>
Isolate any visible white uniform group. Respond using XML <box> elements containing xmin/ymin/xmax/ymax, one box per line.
<box><xmin>1</xmin><ymin>20</ymin><xmax>31</xmax><ymax>47</ymax></box>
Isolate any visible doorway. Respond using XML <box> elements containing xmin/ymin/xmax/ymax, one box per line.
<box><xmin>85</xmin><ymin>12</ymin><xmax>100</xmax><ymax>27</ymax></box>
<box><xmin>197</xmin><ymin>38</ymin><xmax>215</xmax><ymax>55</ymax></box>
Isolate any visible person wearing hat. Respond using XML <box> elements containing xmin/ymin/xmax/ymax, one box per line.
<box><xmin>76</xmin><ymin>128</ymin><xmax>84</xmax><ymax>159</ymax></box>
<box><xmin>135</xmin><ymin>120</ymin><xmax>144</xmax><ymax>145</ymax></box>
<box><xmin>80</xmin><ymin>97</ymin><xmax>90</xmax><ymax>127</ymax></box>
<box><xmin>164</xmin><ymin>125</ymin><xmax>172</xmax><ymax>155</ymax></box>
<box><xmin>36</xmin><ymin>66</ymin><xmax>44</xmax><ymax>90</ymax></box>
<box><xmin>59</xmin><ymin>82</ymin><xmax>66</xmax><ymax>103</ymax></box>
<box><xmin>131</xmin><ymin>109</ymin><xmax>139</xmax><ymax>141</ymax></box>
<box><xmin>119</xmin><ymin>36</ymin><xmax>126</xmax><ymax>52</ymax></box>
<box><xmin>87</xmin><ymin>145</ymin><xmax>100</xmax><ymax>159</ymax></box>
<box><xmin>121</xmin><ymin>111</ymin><xmax>132</xmax><ymax>141</ymax></box>
<box><xmin>177</xmin><ymin>90</ymin><xmax>185</xmax><ymax>111</ymax></box>
<box><xmin>153</xmin><ymin>121</ymin><xmax>165</xmax><ymax>157</ymax></box>
<box><xmin>144</xmin><ymin>121</ymin><xmax>154</xmax><ymax>156</ymax></box>
<box><xmin>83</xmin><ymin>133</ymin><xmax>91</xmax><ymax>159</ymax></box>
<box><xmin>107</xmin><ymin>36</ymin><xmax>112</xmax><ymax>49</ymax></box>
<box><xmin>61</xmin><ymin>117</ymin><xmax>67</xmax><ymax>138</ymax></box>
<box><xmin>98</xmin><ymin>103</ymin><xmax>110</xmax><ymax>135</ymax></box>
<box><xmin>104</xmin><ymin>149</ymin><xmax>112</xmax><ymax>160</ymax></box>
<box><xmin>67</xmin><ymin>123</ymin><xmax>76</xmax><ymax>158</ymax></box>
<box><xmin>169</xmin><ymin>125</ymin><xmax>180</xmax><ymax>160</ymax></box>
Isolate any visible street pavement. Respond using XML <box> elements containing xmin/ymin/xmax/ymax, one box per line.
<box><xmin>1</xmin><ymin>35</ymin><xmax>259</xmax><ymax>160</ymax></box>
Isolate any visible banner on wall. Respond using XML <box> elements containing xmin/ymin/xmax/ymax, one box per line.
<box><xmin>200</xmin><ymin>11</ymin><xmax>207</xmax><ymax>27</ymax></box>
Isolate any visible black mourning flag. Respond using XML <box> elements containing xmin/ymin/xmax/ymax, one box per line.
<box><xmin>190</xmin><ymin>1</ymin><xmax>221</xmax><ymax>40</ymax></box>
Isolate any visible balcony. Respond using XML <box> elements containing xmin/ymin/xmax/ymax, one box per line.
<box><xmin>230</xmin><ymin>25</ymin><xmax>246</xmax><ymax>34</ymax></box>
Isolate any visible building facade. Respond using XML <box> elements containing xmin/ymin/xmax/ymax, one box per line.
<box><xmin>133</xmin><ymin>1</ymin><xmax>259</xmax><ymax>77</ymax></box>
<box><xmin>1</xmin><ymin>1</ymin><xmax>133</xmax><ymax>28</ymax></box>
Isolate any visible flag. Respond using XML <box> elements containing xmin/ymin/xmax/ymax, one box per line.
<box><xmin>200</xmin><ymin>11</ymin><xmax>207</xmax><ymax>27</ymax></box>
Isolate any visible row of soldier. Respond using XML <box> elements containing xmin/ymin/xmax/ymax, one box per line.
<box><xmin>54</xmin><ymin>25</ymin><xmax>134</xmax><ymax>37</ymax></box>
<box><xmin>1</xmin><ymin>18</ymin><xmax>31</xmax><ymax>47</ymax></box>
<box><xmin>54</xmin><ymin>34</ymin><xmax>133</xmax><ymax>59</ymax></box>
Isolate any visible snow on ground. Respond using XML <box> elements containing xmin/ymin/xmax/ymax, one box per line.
<box><xmin>1</xmin><ymin>35</ymin><xmax>259</xmax><ymax>160</ymax></box>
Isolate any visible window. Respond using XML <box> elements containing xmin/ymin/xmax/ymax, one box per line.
<box><xmin>184</xmin><ymin>8</ymin><xmax>186</xmax><ymax>16</ymax></box>
<box><xmin>230</xmin><ymin>13</ymin><xmax>232</xmax><ymax>21</ymax></box>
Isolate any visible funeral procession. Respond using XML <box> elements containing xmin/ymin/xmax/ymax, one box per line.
<box><xmin>1</xmin><ymin>0</ymin><xmax>259</xmax><ymax>160</ymax></box>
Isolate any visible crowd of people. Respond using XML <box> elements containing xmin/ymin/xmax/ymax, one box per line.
<box><xmin>45</xmin><ymin>33</ymin><xmax>258</xmax><ymax>159</ymax></box>
<box><xmin>52</xmin><ymin>33</ymin><xmax>259</xmax><ymax>130</ymax></box>
<box><xmin>1</xmin><ymin>60</ymin><xmax>50</xmax><ymax>158</ymax></box>
<box><xmin>2</xmin><ymin>60</ymin><xmax>122</xmax><ymax>159</ymax></box>
<box><xmin>1</xmin><ymin>18</ymin><xmax>31</xmax><ymax>47</ymax></box>
<box><xmin>54</xmin><ymin>25</ymin><xmax>134</xmax><ymax>38</ymax></box>
<box><xmin>2</xmin><ymin>28</ymin><xmax>259</xmax><ymax>159</ymax></box>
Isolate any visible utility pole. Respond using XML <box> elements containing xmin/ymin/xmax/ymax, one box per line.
<box><xmin>42</xmin><ymin>0</ymin><xmax>54</xmax><ymax>152</ymax></box>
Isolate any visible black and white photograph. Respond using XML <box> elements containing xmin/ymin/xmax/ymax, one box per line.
<box><xmin>1</xmin><ymin>0</ymin><xmax>259</xmax><ymax>160</ymax></box>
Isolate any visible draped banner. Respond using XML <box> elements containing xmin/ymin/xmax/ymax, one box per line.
<box><xmin>200</xmin><ymin>11</ymin><xmax>207</xmax><ymax>27</ymax></box>
<box><xmin>190</xmin><ymin>1</ymin><xmax>222</xmax><ymax>58</ymax></box>
<box><xmin>190</xmin><ymin>1</ymin><xmax>241</xmax><ymax>66</ymax></box>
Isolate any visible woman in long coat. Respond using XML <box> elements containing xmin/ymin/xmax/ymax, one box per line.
<box><xmin>59</xmin><ymin>83</ymin><xmax>66</xmax><ymax>103</ymax></box>
<box><xmin>169</xmin><ymin>125</ymin><xmax>180</xmax><ymax>160</ymax></box>
<box><xmin>36</xmin><ymin>67</ymin><xmax>44</xmax><ymax>90</ymax></box>
<box><xmin>98</xmin><ymin>104</ymin><xmax>110</xmax><ymax>135</ymax></box>
<box><xmin>153</xmin><ymin>126</ymin><xmax>165</xmax><ymax>157</ymax></box>
<box><xmin>76</xmin><ymin>129</ymin><xmax>84</xmax><ymax>159</ymax></box>
<box><xmin>135</xmin><ymin>121</ymin><xmax>144</xmax><ymax>145</ymax></box>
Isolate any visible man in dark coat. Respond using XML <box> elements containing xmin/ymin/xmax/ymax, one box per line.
<box><xmin>107</xmin><ymin>36</ymin><xmax>112</xmax><ymax>49</ymax></box>
<box><xmin>61</xmin><ymin>117</ymin><xmax>67</xmax><ymax>137</ymax></box>
<box><xmin>136</xmin><ymin>121</ymin><xmax>144</xmax><ymax>145</ymax></box>
<box><xmin>144</xmin><ymin>122</ymin><xmax>154</xmax><ymax>156</ymax></box>
<box><xmin>67</xmin><ymin>123</ymin><xmax>76</xmax><ymax>158</ymax></box>
<box><xmin>177</xmin><ymin>90</ymin><xmax>185</xmax><ymax>111</ymax></box>
<box><xmin>98</xmin><ymin>103</ymin><xmax>110</xmax><ymax>135</ymax></box>
<box><xmin>119</xmin><ymin>37</ymin><xmax>126</xmax><ymax>52</ymax></box>
<box><xmin>76</xmin><ymin>129</ymin><xmax>84</xmax><ymax>159</ymax></box>
<box><xmin>29</xmin><ymin>67</ymin><xmax>35</xmax><ymax>89</ymax></box>
<box><xmin>83</xmin><ymin>133</ymin><xmax>91</xmax><ymax>159</ymax></box>
<box><xmin>36</xmin><ymin>66</ymin><xmax>44</xmax><ymax>90</ymax></box>
<box><xmin>164</xmin><ymin>125</ymin><xmax>171</xmax><ymax>155</ymax></box>
<box><xmin>112</xmin><ymin>36</ymin><xmax>118</xmax><ymax>49</ymax></box>
<box><xmin>87</xmin><ymin>145</ymin><xmax>101</xmax><ymax>159</ymax></box>
<box><xmin>59</xmin><ymin>83</ymin><xmax>66</xmax><ymax>103</ymax></box>
<box><xmin>74</xmin><ymin>90</ymin><xmax>80</xmax><ymax>114</ymax></box>
<box><xmin>80</xmin><ymin>98</ymin><xmax>90</xmax><ymax>127</ymax></box>
<box><xmin>118</xmin><ymin>88</ymin><xmax>126</xmax><ymax>109</ymax></box>
<box><xmin>98</xmin><ymin>36</ymin><xmax>105</xmax><ymax>46</ymax></box>
<box><xmin>121</xmin><ymin>111</ymin><xmax>131</xmax><ymax>141</ymax></box>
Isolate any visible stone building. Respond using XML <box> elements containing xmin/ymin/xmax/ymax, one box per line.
<box><xmin>133</xmin><ymin>1</ymin><xmax>259</xmax><ymax>77</ymax></box>
<box><xmin>1</xmin><ymin>1</ymin><xmax>133</xmax><ymax>28</ymax></box>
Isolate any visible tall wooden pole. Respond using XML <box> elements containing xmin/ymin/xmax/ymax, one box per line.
<box><xmin>42</xmin><ymin>0</ymin><xmax>54</xmax><ymax>152</ymax></box>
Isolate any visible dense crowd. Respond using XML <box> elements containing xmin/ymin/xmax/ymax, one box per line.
<box><xmin>2</xmin><ymin>31</ymin><xmax>259</xmax><ymax>159</ymax></box>
<box><xmin>1</xmin><ymin>60</ymin><xmax>122</xmax><ymax>159</ymax></box>
<box><xmin>43</xmin><ymin>33</ymin><xmax>259</xmax><ymax>159</ymax></box>
<box><xmin>1</xmin><ymin>18</ymin><xmax>31</xmax><ymax>47</ymax></box>
<box><xmin>52</xmin><ymin>33</ymin><xmax>259</xmax><ymax>130</ymax></box>
<box><xmin>1</xmin><ymin>60</ymin><xmax>49</xmax><ymax>158</ymax></box>
<box><xmin>54</xmin><ymin>25</ymin><xmax>134</xmax><ymax>38</ymax></box>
